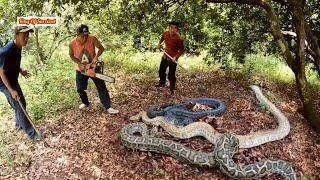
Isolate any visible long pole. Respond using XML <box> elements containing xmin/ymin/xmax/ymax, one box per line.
<box><xmin>17</xmin><ymin>99</ymin><xmax>49</xmax><ymax>147</ymax></box>
<box><xmin>17</xmin><ymin>99</ymin><xmax>40</xmax><ymax>134</ymax></box>
<box><xmin>163</xmin><ymin>51</ymin><xmax>188</xmax><ymax>72</ymax></box>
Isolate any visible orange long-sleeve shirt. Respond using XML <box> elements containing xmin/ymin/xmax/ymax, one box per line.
<box><xmin>159</xmin><ymin>31</ymin><xmax>184</xmax><ymax>59</ymax></box>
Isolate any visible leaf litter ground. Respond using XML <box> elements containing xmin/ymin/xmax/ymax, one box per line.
<box><xmin>0</xmin><ymin>70</ymin><xmax>319</xmax><ymax>179</ymax></box>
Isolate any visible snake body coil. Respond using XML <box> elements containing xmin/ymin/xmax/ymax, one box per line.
<box><xmin>130</xmin><ymin>85</ymin><xmax>291</xmax><ymax>148</ymax></box>
<box><xmin>120</xmin><ymin>123</ymin><xmax>296</xmax><ymax>179</ymax></box>
<box><xmin>122</xmin><ymin>85</ymin><xmax>296</xmax><ymax>179</ymax></box>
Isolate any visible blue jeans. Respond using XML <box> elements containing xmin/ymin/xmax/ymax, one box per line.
<box><xmin>76</xmin><ymin>71</ymin><xmax>111</xmax><ymax>109</ymax></box>
<box><xmin>0</xmin><ymin>84</ymin><xmax>36</xmax><ymax>138</ymax></box>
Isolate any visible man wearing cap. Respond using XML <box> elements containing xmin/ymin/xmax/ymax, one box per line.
<box><xmin>69</xmin><ymin>24</ymin><xmax>119</xmax><ymax>114</ymax></box>
<box><xmin>156</xmin><ymin>21</ymin><xmax>184</xmax><ymax>95</ymax></box>
<box><xmin>0</xmin><ymin>26</ymin><xmax>42</xmax><ymax>140</ymax></box>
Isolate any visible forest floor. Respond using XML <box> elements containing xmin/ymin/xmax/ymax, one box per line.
<box><xmin>0</xmin><ymin>70</ymin><xmax>319</xmax><ymax>179</ymax></box>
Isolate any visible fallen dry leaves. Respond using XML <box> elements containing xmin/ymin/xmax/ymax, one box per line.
<box><xmin>1</xmin><ymin>70</ymin><xmax>319</xmax><ymax>180</ymax></box>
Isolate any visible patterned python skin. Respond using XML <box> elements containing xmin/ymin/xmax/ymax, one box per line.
<box><xmin>120</xmin><ymin>123</ymin><xmax>297</xmax><ymax>179</ymax></box>
<box><xmin>130</xmin><ymin>85</ymin><xmax>291</xmax><ymax>148</ymax></box>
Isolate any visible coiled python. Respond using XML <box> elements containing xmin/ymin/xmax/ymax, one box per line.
<box><xmin>130</xmin><ymin>85</ymin><xmax>291</xmax><ymax>148</ymax></box>
<box><xmin>147</xmin><ymin>98</ymin><xmax>226</xmax><ymax>126</ymax></box>
<box><xmin>120</xmin><ymin>123</ymin><xmax>297</xmax><ymax>179</ymax></box>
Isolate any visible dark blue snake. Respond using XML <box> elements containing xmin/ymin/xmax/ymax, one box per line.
<box><xmin>147</xmin><ymin>98</ymin><xmax>226</xmax><ymax>126</ymax></box>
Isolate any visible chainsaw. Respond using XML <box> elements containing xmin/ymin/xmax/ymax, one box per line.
<box><xmin>81</xmin><ymin>61</ymin><xmax>115</xmax><ymax>83</ymax></box>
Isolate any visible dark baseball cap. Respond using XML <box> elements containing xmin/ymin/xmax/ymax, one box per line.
<box><xmin>15</xmin><ymin>26</ymin><xmax>34</xmax><ymax>34</ymax></box>
<box><xmin>77</xmin><ymin>24</ymin><xmax>90</xmax><ymax>35</ymax></box>
<box><xmin>169</xmin><ymin>21</ymin><xmax>179</xmax><ymax>27</ymax></box>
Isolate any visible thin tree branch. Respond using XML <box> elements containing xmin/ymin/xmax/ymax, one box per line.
<box><xmin>46</xmin><ymin>34</ymin><xmax>74</xmax><ymax>61</ymax></box>
<box><xmin>206</xmin><ymin>0</ymin><xmax>261</xmax><ymax>6</ymax></box>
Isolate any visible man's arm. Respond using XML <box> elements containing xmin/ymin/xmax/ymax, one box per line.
<box><xmin>69</xmin><ymin>43</ymin><xmax>86</xmax><ymax>71</ymax></box>
<box><xmin>20</xmin><ymin>68</ymin><xmax>30</xmax><ymax>79</ymax></box>
<box><xmin>157</xmin><ymin>33</ymin><xmax>165</xmax><ymax>49</ymax></box>
<box><xmin>69</xmin><ymin>43</ymin><xmax>82</xmax><ymax>65</ymax></box>
<box><xmin>0</xmin><ymin>57</ymin><xmax>19</xmax><ymax>100</ymax></box>
<box><xmin>173</xmin><ymin>39</ymin><xmax>185</xmax><ymax>60</ymax></box>
<box><xmin>0</xmin><ymin>70</ymin><xmax>14</xmax><ymax>92</ymax></box>
<box><xmin>92</xmin><ymin>36</ymin><xmax>105</xmax><ymax>64</ymax></box>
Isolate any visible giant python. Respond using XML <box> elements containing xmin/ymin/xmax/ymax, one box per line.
<box><xmin>121</xmin><ymin>85</ymin><xmax>296</xmax><ymax>179</ymax></box>
<box><xmin>130</xmin><ymin>85</ymin><xmax>291</xmax><ymax>149</ymax></box>
<box><xmin>120</xmin><ymin>123</ymin><xmax>296</xmax><ymax>179</ymax></box>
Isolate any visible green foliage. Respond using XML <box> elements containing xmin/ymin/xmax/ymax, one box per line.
<box><xmin>2</xmin><ymin>0</ymin><xmax>319</xmax><ymax>74</ymax></box>
<box><xmin>153</xmin><ymin>168</ymin><xmax>166</xmax><ymax>177</ymax></box>
<box><xmin>2</xmin><ymin>0</ymin><xmax>320</xmax><ymax>68</ymax></box>
<box><xmin>240</xmin><ymin>54</ymin><xmax>295</xmax><ymax>84</ymax></box>
<box><xmin>105</xmin><ymin>50</ymin><xmax>159</xmax><ymax>75</ymax></box>
<box><xmin>258</xmin><ymin>102</ymin><xmax>267</xmax><ymax>112</ymax></box>
<box><xmin>203</xmin><ymin>4</ymin><xmax>279</xmax><ymax>65</ymax></box>
<box><xmin>308</xmin><ymin>0</ymin><xmax>320</xmax><ymax>29</ymax></box>
<box><xmin>306</xmin><ymin>66</ymin><xmax>320</xmax><ymax>90</ymax></box>
<box><xmin>0</xmin><ymin>0</ymin><xmax>47</xmax><ymax>45</ymax></box>
<box><xmin>1</xmin><ymin>0</ymin><xmax>320</xmax><ymax>122</ymax></box>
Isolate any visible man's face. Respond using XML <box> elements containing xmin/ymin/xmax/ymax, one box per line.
<box><xmin>16</xmin><ymin>32</ymin><xmax>30</xmax><ymax>46</ymax></box>
<box><xmin>169</xmin><ymin>25</ymin><xmax>178</xmax><ymax>34</ymax></box>
<box><xmin>77</xmin><ymin>34</ymin><xmax>88</xmax><ymax>44</ymax></box>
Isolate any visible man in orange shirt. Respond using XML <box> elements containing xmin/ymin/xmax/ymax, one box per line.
<box><xmin>69</xmin><ymin>24</ymin><xmax>118</xmax><ymax>114</ymax></box>
<box><xmin>156</xmin><ymin>21</ymin><xmax>184</xmax><ymax>95</ymax></box>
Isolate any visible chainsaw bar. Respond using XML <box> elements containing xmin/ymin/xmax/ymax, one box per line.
<box><xmin>95</xmin><ymin>73</ymin><xmax>115</xmax><ymax>83</ymax></box>
<box><xmin>81</xmin><ymin>71</ymin><xmax>115</xmax><ymax>83</ymax></box>
<box><xmin>81</xmin><ymin>61</ymin><xmax>115</xmax><ymax>83</ymax></box>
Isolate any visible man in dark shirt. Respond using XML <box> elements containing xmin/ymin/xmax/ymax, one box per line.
<box><xmin>156</xmin><ymin>21</ymin><xmax>185</xmax><ymax>95</ymax></box>
<box><xmin>0</xmin><ymin>26</ymin><xmax>42</xmax><ymax>140</ymax></box>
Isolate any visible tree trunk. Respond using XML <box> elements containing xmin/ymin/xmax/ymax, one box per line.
<box><xmin>305</xmin><ymin>26</ymin><xmax>320</xmax><ymax>78</ymax></box>
<box><xmin>308</xmin><ymin>52</ymin><xmax>320</xmax><ymax>78</ymax></box>
<box><xmin>34</xmin><ymin>28</ymin><xmax>45</xmax><ymax>66</ymax></box>
<box><xmin>291</xmin><ymin>0</ymin><xmax>320</xmax><ymax>132</ymax></box>
<box><xmin>316</xmin><ymin>65</ymin><xmax>320</xmax><ymax>78</ymax></box>
<box><xmin>294</xmin><ymin>69</ymin><xmax>320</xmax><ymax>130</ymax></box>
<box><xmin>312</xmin><ymin>56</ymin><xmax>320</xmax><ymax>78</ymax></box>
<box><xmin>206</xmin><ymin>0</ymin><xmax>320</xmax><ymax>132</ymax></box>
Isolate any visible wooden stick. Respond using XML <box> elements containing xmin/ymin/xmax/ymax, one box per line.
<box><xmin>17</xmin><ymin>99</ymin><xmax>50</xmax><ymax>146</ymax></box>
<box><xmin>17</xmin><ymin>99</ymin><xmax>40</xmax><ymax>134</ymax></box>
<box><xmin>163</xmin><ymin>51</ymin><xmax>188</xmax><ymax>72</ymax></box>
